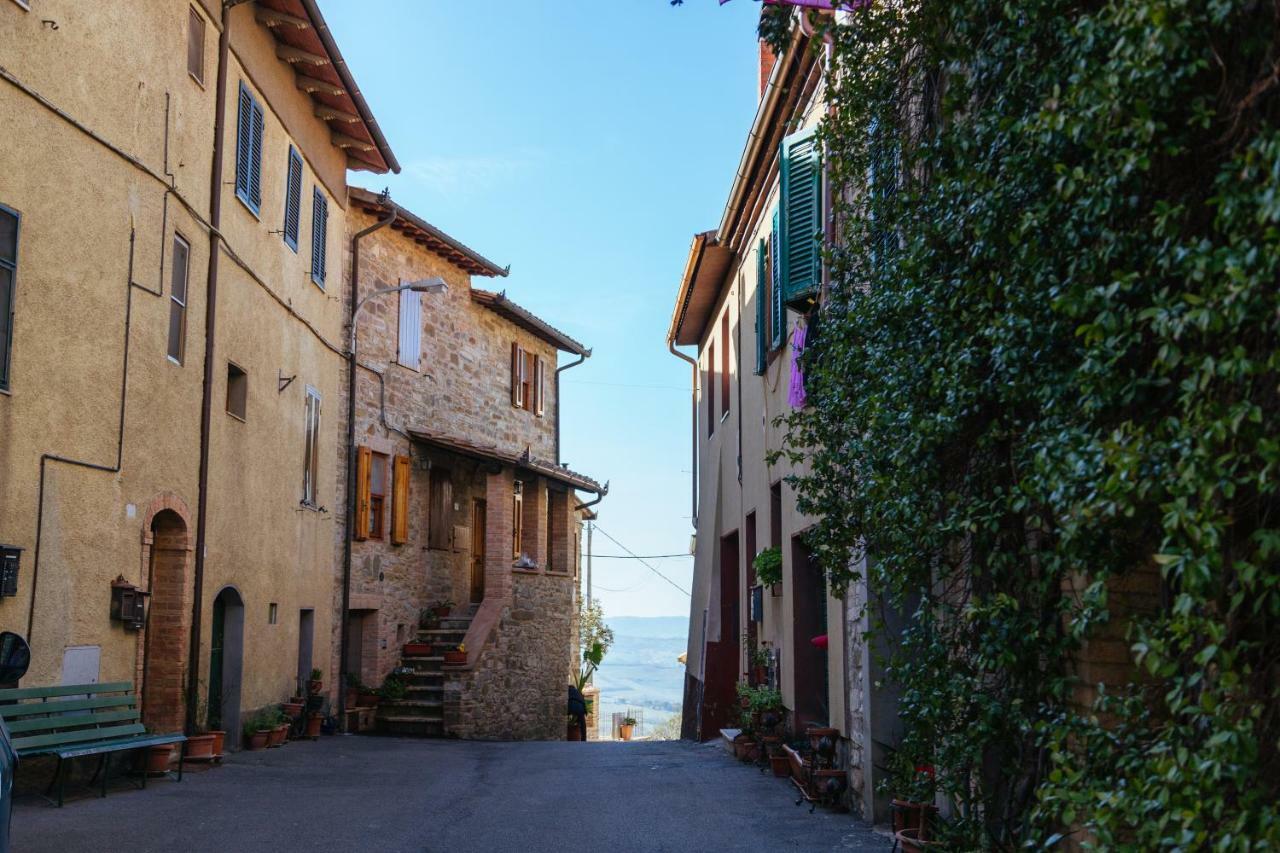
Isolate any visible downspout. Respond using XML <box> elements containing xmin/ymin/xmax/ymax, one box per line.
<box><xmin>553</xmin><ymin>349</ymin><xmax>590</xmax><ymax>465</ymax></box>
<box><xmin>187</xmin><ymin>0</ymin><xmax>247</xmax><ymax>735</ymax></box>
<box><xmin>573</xmin><ymin>482</ymin><xmax>609</xmax><ymax>514</ymax></box>
<box><xmin>667</xmin><ymin>341</ymin><xmax>699</xmax><ymax>530</ymax></box>
<box><xmin>337</xmin><ymin>197</ymin><xmax>397</xmax><ymax>726</ymax></box>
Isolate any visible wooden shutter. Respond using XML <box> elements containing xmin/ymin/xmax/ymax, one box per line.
<box><xmin>311</xmin><ymin>189</ymin><xmax>328</xmax><ymax>286</ymax></box>
<box><xmin>234</xmin><ymin>83</ymin><xmax>252</xmax><ymax>206</ymax></box>
<box><xmin>354</xmin><ymin>446</ymin><xmax>371</xmax><ymax>541</ymax></box>
<box><xmin>770</xmin><ymin>209</ymin><xmax>784</xmax><ymax>350</ymax></box>
<box><xmin>390</xmin><ymin>454</ymin><xmax>410</xmax><ymax>545</ymax></box>
<box><xmin>187</xmin><ymin>7</ymin><xmax>205</xmax><ymax>84</ymax></box>
<box><xmin>779</xmin><ymin>127</ymin><xmax>821</xmax><ymax>306</ymax></box>
<box><xmin>511</xmin><ymin>342</ymin><xmax>524</xmax><ymax>408</ymax></box>
<box><xmin>754</xmin><ymin>239</ymin><xmax>767</xmax><ymax>375</ymax></box>
<box><xmin>248</xmin><ymin>98</ymin><xmax>264</xmax><ymax>212</ymax></box>
<box><xmin>428</xmin><ymin>469</ymin><xmax>453</xmax><ymax>549</ymax></box>
<box><xmin>283</xmin><ymin>147</ymin><xmax>302</xmax><ymax>250</ymax></box>
<box><xmin>534</xmin><ymin>355</ymin><xmax>545</xmax><ymax>417</ymax></box>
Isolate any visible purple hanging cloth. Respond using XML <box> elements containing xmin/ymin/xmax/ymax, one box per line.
<box><xmin>788</xmin><ymin>322</ymin><xmax>808</xmax><ymax>409</ymax></box>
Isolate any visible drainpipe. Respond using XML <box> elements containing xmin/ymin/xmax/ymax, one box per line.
<box><xmin>553</xmin><ymin>349</ymin><xmax>590</xmax><ymax>465</ymax></box>
<box><xmin>337</xmin><ymin>196</ymin><xmax>397</xmax><ymax>727</ymax></box>
<box><xmin>187</xmin><ymin>0</ymin><xmax>247</xmax><ymax>735</ymax></box>
<box><xmin>667</xmin><ymin>340</ymin><xmax>699</xmax><ymax>530</ymax></box>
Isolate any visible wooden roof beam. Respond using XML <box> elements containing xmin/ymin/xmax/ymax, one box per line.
<box><xmin>296</xmin><ymin>73</ymin><xmax>344</xmax><ymax>97</ymax></box>
<box><xmin>277</xmin><ymin>44</ymin><xmax>328</xmax><ymax>67</ymax></box>
<box><xmin>332</xmin><ymin>131</ymin><xmax>374</xmax><ymax>152</ymax></box>
<box><xmin>255</xmin><ymin>7</ymin><xmax>310</xmax><ymax>30</ymax></box>
<box><xmin>315</xmin><ymin>104</ymin><xmax>361</xmax><ymax>124</ymax></box>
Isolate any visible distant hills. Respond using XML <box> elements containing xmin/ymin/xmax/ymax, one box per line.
<box><xmin>606</xmin><ymin>615</ymin><xmax>688</xmax><ymax>640</ymax></box>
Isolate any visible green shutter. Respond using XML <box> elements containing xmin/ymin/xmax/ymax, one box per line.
<box><xmin>779</xmin><ymin>127</ymin><xmax>821</xmax><ymax>307</ymax></box>
<box><xmin>770</xmin><ymin>208</ymin><xmax>783</xmax><ymax>350</ymax></box>
<box><xmin>754</xmin><ymin>239</ymin><xmax>767</xmax><ymax>375</ymax></box>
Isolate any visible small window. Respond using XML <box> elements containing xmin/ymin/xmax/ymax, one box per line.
<box><xmin>511</xmin><ymin>343</ymin><xmax>526</xmax><ymax>408</ymax></box>
<box><xmin>512</xmin><ymin>480</ymin><xmax>524</xmax><ymax>559</ymax></box>
<box><xmin>234</xmin><ymin>82</ymin><xmax>264</xmax><ymax>215</ymax></box>
<box><xmin>0</xmin><ymin>204</ymin><xmax>20</xmax><ymax>392</ymax></box>
<box><xmin>187</xmin><ymin>6</ymin><xmax>206</xmax><ymax>85</ymax></box>
<box><xmin>368</xmin><ymin>451</ymin><xmax>388</xmax><ymax>539</ymax></box>
<box><xmin>283</xmin><ymin>147</ymin><xmax>302</xmax><ymax>252</ymax></box>
<box><xmin>167</xmin><ymin>234</ymin><xmax>190</xmax><ymax>364</ymax></box>
<box><xmin>302</xmin><ymin>386</ymin><xmax>321</xmax><ymax>505</ymax></box>
<box><xmin>268</xmin><ymin>603</ymin><xmax>278</xmax><ymax>625</ymax></box>
<box><xmin>310</xmin><ymin>188</ymin><xmax>328</xmax><ymax>287</ymax></box>
<box><xmin>533</xmin><ymin>355</ymin><xmax>545</xmax><ymax>417</ymax></box>
<box><xmin>226</xmin><ymin>362</ymin><xmax>247</xmax><ymax>420</ymax></box>
<box><xmin>428</xmin><ymin>468</ymin><xmax>453</xmax><ymax>550</ymax></box>
<box><xmin>398</xmin><ymin>288</ymin><xmax>421</xmax><ymax>370</ymax></box>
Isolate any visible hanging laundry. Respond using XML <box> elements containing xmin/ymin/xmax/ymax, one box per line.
<box><xmin>789</xmin><ymin>322</ymin><xmax>808</xmax><ymax>409</ymax></box>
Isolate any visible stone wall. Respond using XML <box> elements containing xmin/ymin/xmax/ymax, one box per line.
<box><xmin>445</xmin><ymin>570</ymin><xmax>577</xmax><ymax>740</ymax></box>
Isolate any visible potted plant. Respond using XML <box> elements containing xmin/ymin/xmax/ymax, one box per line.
<box><xmin>753</xmin><ymin>546</ymin><xmax>782</xmax><ymax>587</ymax></box>
<box><xmin>244</xmin><ymin>713</ymin><xmax>270</xmax><ymax>751</ymax></box>
<box><xmin>184</xmin><ymin>683</ymin><xmax>221</xmax><ymax>761</ymax></box>
<box><xmin>895</xmin><ymin>828</ymin><xmax>944</xmax><ymax>852</ymax></box>
<box><xmin>430</xmin><ymin>599</ymin><xmax>454</xmax><ymax>619</ymax></box>
<box><xmin>281</xmin><ymin>699</ymin><xmax>305</xmax><ymax>720</ymax></box>
<box><xmin>890</xmin><ymin>755</ymin><xmax>939</xmax><ymax>838</ymax></box>
<box><xmin>749</xmin><ymin>645</ymin><xmax>771</xmax><ymax>685</ymax></box>
<box><xmin>566</xmin><ymin>714</ymin><xmax>583</xmax><ymax>742</ymax></box>
<box><xmin>379</xmin><ymin>675</ymin><xmax>407</xmax><ymax>702</ymax></box>
<box><xmin>344</xmin><ymin>673</ymin><xmax>362</xmax><ymax>709</ymax></box>
<box><xmin>403</xmin><ymin>639</ymin><xmax>433</xmax><ymax>657</ymax></box>
<box><xmin>307</xmin><ymin>668</ymin><xmax>323</xmax><ymax>695</ymax></box>
<box><xmin>133</xmin><ymin>733</ymin><xmax>173</xmax><ymax>775</ymax></box>
<box><xmin>443</xmin><ymin>642</ymin><xmax>467</xmax><ymax>665</ymax></box>
<box><xmin>619</xmin><ymin>716</ymin><xmax>636</xmax><ymax>741</ymax></box>
<box><xmin>304</xmin><ymin>710</ymin><xmax>324</xmax><ymax>739</ymax></box>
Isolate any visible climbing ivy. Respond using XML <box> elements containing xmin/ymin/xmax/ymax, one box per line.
<box><xmin>780</xmin><ymin>0</ymin><xmax>1280</xmax><ymax>847</ymax></box>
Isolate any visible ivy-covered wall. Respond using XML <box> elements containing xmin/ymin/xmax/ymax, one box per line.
<box><xmin>781</xmin><ymin>0</ymin><xmax>1280</xmax><ymax>847</ymax></box>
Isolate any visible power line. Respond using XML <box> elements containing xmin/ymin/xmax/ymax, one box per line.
<box><xmin>588</xmin><ymin>553</ymin><xmax>691</xmax><ymax>560</ymax></box>
<box><xmin>591</xmin><ymin>525</ymin><xmax>692</xmax><ymax>597</ymax></box>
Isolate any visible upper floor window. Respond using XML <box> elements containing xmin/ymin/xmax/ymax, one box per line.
<box><xmin>168</xmin><ymin>234</ymin><xmax>190</xmax><ymax>364</ymax></box>
<box><xmin>310</xmin><ymin>188</ymin><xmax>328</xmax><ymax>288</ymax></box>
<box><xmin>187</xmin><ymin>6</ymin><xmax>206</xmax><ymax>86</ymax></box>
<box><xmin>510</xmin><ymin>343</ymin><xmax>544</xmax><ymax>415</ymax></box>
<box><xmin>226</xmin><ymin>362</ymin><xmax>248</xmax><ymax>420</ymax></box>
<box><xmin>302</xmin><ymin>386</ymin><xmax>321</xmax><ymax>505</ymax></box>
<box><xmin>397</xmin><ymin>288</ymin><xmax>421</xmax><ymax>370</ymax></box>
<box><xmin>0</xmin><ymin>204</ymin><xmax>19</xmax><ymax>392</ymax></box>
<box><xmin>367</xmin><ymin>451</ymin><xmax>388</xmax><ymax>539</ymax></box>
<box><xmin>512</xmin><ymin>480</ymin><xmax>524</xmax><ymax>559</ymax></box>
<box><xmin>282</xmin><ymin>147</ymin><xmax>302</xmax><ymax>252</ymax></box>
<box><xmin>234</xmin><ymin>82</ymin><xmax>264</xmax><ymax>216</ymax></box>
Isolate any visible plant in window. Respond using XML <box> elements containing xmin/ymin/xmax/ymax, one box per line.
<box><xmin>753</xmin><ymin>546</ymin><xmax>782</xmax><ymax>587</ymax></box>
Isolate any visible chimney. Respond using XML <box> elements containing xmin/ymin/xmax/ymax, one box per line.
<box><xmin>759</xmin><ymin>39</ymin><xmax>777</xmax><ymax>99</ymax></box>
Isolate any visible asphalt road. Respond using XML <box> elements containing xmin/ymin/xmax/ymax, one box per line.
<box><xmin>11</xmin><ymin>737</ymin><xmax>892</xmax><ymax>852</ymax></box>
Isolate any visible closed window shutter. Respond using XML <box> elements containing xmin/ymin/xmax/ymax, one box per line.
<box><xmin>283</xmin><ymin>148</ymin><xmax>302</xmax><ymax>251</ymax></box>
<box><xmin>755</xmin><ymin>239</ymin><xmax>767</xmax><ymax>375</ymax></box>
<box><xmin>780</xmin><ymin>127</ymin><xmax>821</xmax><ymax>306</ymax></box>
<box><xmin>390</xmin><ymin>454</ymin><xmax>411</xmax><ymax>545</ymax></box>
<box><xmin>354</xmin><ymin>446</ymin><xmax>372</xmax><ymax>541</ymax></box>
<box><xmin>0</xmin><ymin>205</ymin><xmax>18</xmax><ymax>392</ymax></box>
<box><xmin>534</xmin><ymin>356</ymin><xmax>545</xmax><ymax>417</ymax></box>
<box><xmin>770</xmin><ymin>208</ymin><xmax>784</xmax><ymax>350</ymax></box>
<box><xmin>428</xmin><ymin>469</ymin><xmax>453</xmax><ymax>549</ymax></box>
<box><xmin>511</xmin><ymin>342</ymin><xmax>523</xmax><ymax>407</ymax></box>
<box><xmin>187</xmin><ymin>7</ymin><xmax>205</xmax><ymax>84</ymax></box>
<box><xmin>249</xmin><ymin>99</ymin><xmax>264</xmax><ymax>211</ymax></box>
<box><xmin>311</xmin><ymin>189</ymin><xmax>328</xmax><ymax>286</ymax></box>
<box><xmin>234</xmin><ymin>83</ymin><xmax>252</xmax><ymax>207</ymax></box>
<box><xmin>397</xmin><ymin>288</ymin><xmax>421</xmax><ymax>369</ymax></box>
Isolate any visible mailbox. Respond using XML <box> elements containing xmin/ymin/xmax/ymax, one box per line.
<box><xmin>110</xmin><ymin>576</ymin><xmax>149</xmax><ymax>630</ymax></box>
<box><xmin>0</xmin><ymin>545</ymin><xmax>21</xmax><ymax>598</ymax></box>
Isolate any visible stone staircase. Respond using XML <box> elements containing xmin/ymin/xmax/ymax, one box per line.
<box><xmin>378</xmin><ymin>606</ymin><xmax>475</xmax><ymax>737</ymax></box>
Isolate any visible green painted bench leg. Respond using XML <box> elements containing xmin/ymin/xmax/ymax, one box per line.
<box><xmin>177</xmin><ymin>742</ymin><xmax>184</xmax><ymax>782</ymax></box>
<box><xmin>100</xmin><ymin>753</ymin><xmax>110</xmax><ymax>798</ymax></box>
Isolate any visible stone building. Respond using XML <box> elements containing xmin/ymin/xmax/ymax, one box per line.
<box><xmin>667</xmin><ymin>16</ymin><xmax>897</xmax><ymax>819</ymax></box>
<box><xmin>0</xmin><ymin>0</ymin><xmax>395</xmax><ymax>748</ymax></box>
<box><xmin>340</xmin><ymin>190</ymin><xmax>603</xmax><ymax>739</ymax></box>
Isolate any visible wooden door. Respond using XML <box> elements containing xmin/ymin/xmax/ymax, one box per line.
<box><xmin>470</xmin><ymin>499</ymin><xmax>486</xmax><ymax>603</ymax></box>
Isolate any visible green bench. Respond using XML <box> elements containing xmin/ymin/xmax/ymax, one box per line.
<box><xmin>0</xmin><ymin>681</ymin><xmax>186</xmax><ymax>806</ymax></box>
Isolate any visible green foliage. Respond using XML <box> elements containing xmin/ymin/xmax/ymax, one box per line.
<box><xmin>579</xmin><ymin>598</ymin><xmax>616</xmax><ymax>660</ymax></box>
<box><xmin>738</xmin><ymin>681</ymin><xmax>785</xmax><ymax>715</ymax></box>
<box><xmin>378</xmin><ymin>676</ymin><xmax>406</xmax><ymax>702</ymax></box>
<box><xmin>783</xmin><ymin>0</ymin><xmax>1280</xmax><ymax>847</ymax></box>
<box><xmin>757</xmin><ymin>3</ymin><xmax>792</xmax><ymax>57</ymax></box>
<box><xmin>753</xmin><ymin>546</ymin><xmax>783</xmax><ymax>587</ymax></box>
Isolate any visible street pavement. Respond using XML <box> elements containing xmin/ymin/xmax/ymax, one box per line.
<box><xmin>11</xmin><ymin>737</ymin><xmax>892</xmax><ymax>852</ymax></box>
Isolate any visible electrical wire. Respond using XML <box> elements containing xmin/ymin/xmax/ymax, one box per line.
<box><xmin>587</xmin><ymin>553</ymin><xmax>692</xmax><ymax>560</ymax></box>
<box><xmin>591</xmin><ymin>525</ymin><xmax>692</xmax><ymax>597</ymax></box>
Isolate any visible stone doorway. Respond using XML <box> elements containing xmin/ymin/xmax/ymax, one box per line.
<box><xmin>142</xmin><ymin>509</ymin><xmax>191</xmax><ymax>733</ymax></box>
<box><xmin>208</xmin><ymin>587</ymin><xmax>245</xmax><ymax>748</ymax></box>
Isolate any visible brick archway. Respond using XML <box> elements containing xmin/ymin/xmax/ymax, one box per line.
<box><xmin>141</xmin><ymin>503</ymin><xmax>192</xmax><ymax>733</ymax></box>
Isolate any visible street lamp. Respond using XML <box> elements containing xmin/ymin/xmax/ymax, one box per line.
<box><xmin>339</xmin><ymin>274</ymin><xmax>448</xmax><ymax>728</ymax></box>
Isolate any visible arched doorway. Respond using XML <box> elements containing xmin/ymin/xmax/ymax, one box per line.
<box><xmin>142</xmin><ymin>509</ymin><xmax>191</xmax><ymax>733</ymax></box>
<box><xmin>208</xmin><ymin>587</ymin><xmax>245</xmax><ymax>748</ymax></box>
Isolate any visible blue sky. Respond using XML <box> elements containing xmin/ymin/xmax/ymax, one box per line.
<box><xmin>325</xmin><ymin>0</ymin><xmax>761</xmax><ymax>617</ymax></box>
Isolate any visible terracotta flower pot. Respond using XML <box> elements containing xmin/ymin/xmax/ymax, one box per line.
<box><xmin>282</xmin><ymin>702</ymin><xmax>305</xmax><ymax>720</ymax></box>
<box><xmin>344</xmin><ymin>687</ymin><xmax>358</xmax><ymax>708</ymax></box>
<box><xmin>443</xmin><ymin>650</ymin><xmax>467</xmax><ymax>665</ymax></box>
<box><xmin>895</xmin><ymin>828</ymin><xmax>943</xmax><ymax>852</ymax></box>
<box><xmin>733</xmin><ymin>737</ymin><xmax>757</xmax><ymax>761</ymax></box>
<box><xmin>304</xmin><ymin>712</ymin><xmax>323</xmax><ymax>739</ymax></box>
<box><xmin>247</xmin><ymin>729</ymin><xmax>270</xmax><ymax>750</ymax></box>
<box><xmin>307</xmin><ymin>679</ymin><xmax>323</xmax><ymax>695</ymax></box>
<box><xmin>432</xmin><ymin>605</ymin><xmax>451</xmax><ymax>618</ymax></box>
<box><xmin>267</xmin><ymin>725</ymin><xmax>287</xmax><ymax>748</ymax></box>
<box><xmin>357</xmin><ymin>691</ymin><xmax>382</xmax><ymax>707</ymax></box>
<box><xmin>891</xmin><ymin>799</ymin><xmax>939</xmax><ymax>834</ymax></box>
<box><xmin>619</xmin><ymin>724</ymin><xmax>634</xmax><ymax>741</ymax></box>
<box><xmin>567</xmin><ymin>722</ymin><xmax>583</xmax><ymax>741</ymax></box>
<box><xmin>136</xmin><ymin>744</ymin><xmax>173</xmax><ymax>775</ymax></box>
<box><xmin>769</xmin><ymin>754</ymin><xmax>790</xmax><ymax>777</ymax></box>
<box><xmin>403</xmin><ymin>642</ymin><xmax>433</xmax><ymax>657</ymax></box>
<box><xmin>186</xmin><ymin>733</ymin><xmax>217</xmax><ymax>761</ymax></box>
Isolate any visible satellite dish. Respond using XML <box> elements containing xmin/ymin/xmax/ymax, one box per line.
<box><xmin>0</xmin><ymin>632</ymin><xmax>31</xmax><ymax>684</ymax></box>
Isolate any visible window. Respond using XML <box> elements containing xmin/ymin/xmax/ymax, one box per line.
<box><xmin>366</xmin><ymin>452</ymin><xmax>388</xmax><ymax>539</ymax></box>
<box><xmin>533</xmin><ymin>354</ymin><xmax>545</xmax><ymax>417</ymax></box>
<box><xmin>310</xmin><ymin>188</ymin><xmax>328</xmax><ymax>287</ymax></box>
<box><xmin>511</xmin><ymin>343</ymin><xmax>526</xmax><ymax>408</ymax></box>
<box><xmin>226</xmin><ymin>362</ymin><xmax>247</xmax><ymax>420</ymax></box>
<box><xmin>547</xmin><ymin>489</ymin><xmax>567</xmax><ymax>572</ymax></box>
<box><xmin>510</xmin><ymin>344</ymin><xmax>543</xmax><ymax>412</ymax></box>
<box><xmin>779</xmin><ymin>127</ymin><xmax>822</xmax><ymax>306</ymax></box>
<box><xmin>721</xmin><ymin>312</ymin><xmax>730</xmax><ymax>419</ymax></box>
<box><xmin>268</xmin><ymin>603</ymin><xmax>278</xmax><ymax>625</ymax></box>
<box><xmin>398</xmin><ymin>288</ymin><xmax>421</xmax><ymax>370</ymax></box>
<box><xmin>282</xmin><ymin>147</ymin><xmax>302</xmax><ymax>252</ymax></box>
<box><xmin>770</xmin><ymin>209</ymin><xmax>784</xmax><ymax>350</ymax></box>
<box><xmin>0</xmin><ymin>204</ymin><xmax>20</xmax><ymax>392</ymax></box>
<box><xmin>390</xmin><ymin>454</ymin><xmax>410</xmax><ymax>545</ymax></box>
<box><xmin>428</xmin><ymin>468</ymin><xmax>453</xmax><ymax>550</ymax></box>
<box><xmin>755</xmin><ymin>239</ymin><xmax>768</xmax><ymax>376</ymax></box>
<box><xmin>234</xmin><ymin>82</ymin><xmax>264</xmax><ymax>215</ymax></box>
<box><xmin>302</xmin><ymin>386</ymin><xmax>321</xmax><ymax>505</ymax></box>
<box><xmin>706</xmin><ymin>340</ymin><xmax>716</xmax><ymax>437</ymax></box>
<box><xmin>168</xmin><ymin>234</ymin><xmax>190</xmax><ymax>364</ymax></box>
<box><xmin>187</xmin><ymin>6</ymin><xmax>205</xmax><ymax>85</ymax></box>
<box><xmin>512</xmin><ymin>480</ymin><xmax>524</xmax><ymax>559</ymax></box>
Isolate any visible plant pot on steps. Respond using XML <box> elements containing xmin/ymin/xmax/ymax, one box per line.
<box><xmin>443</xmin><ymin>650</ymin><xmax>467</xmax><ymax>665</ymax></box>
<box><xmin>185</xmin><ymin>733</ymin><xmax>217</xmax><ymax>761</ymax></box>
<box><xmin>357</xmin><ymin>691</ymin><xmax>382</xmax><ymax>708</ymax></box>
<box><xmin>432</xmin><ymin>605</ymin><xmax>452</xmax><ymax>618</ymax></box>
<box><xmin>403</xmin><ymin>641</ymin><xmax>433</xmax><ymax>657</ymax></box>
<box><xmin>304</xmin><ymin>712</ymin><xmax>323</xmax><ymax>739</ymax></box>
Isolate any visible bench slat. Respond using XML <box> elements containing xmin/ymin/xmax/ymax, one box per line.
<box><xmin>4</xmin><ymin>709</ymin><xmax>141</xmax><ymax>735</ymax></box>
<box><xmin>0</xmin><ymin>695</ymin><xmax>137</xmax><ymax>719</ymax></box>
<box><xmin>19</xmin><ymin>732</ymin><xmax>186</xmax><ymax>760</ymax></box>
<box><xmin>0</xmin><ymin>681</ymin><xmax>133</xmax><ymax>702</ymax></box>
<box><xmin>13</xmin><ymin>723</ymin><xmax>146</xmax><ymax>753</ymax></box>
